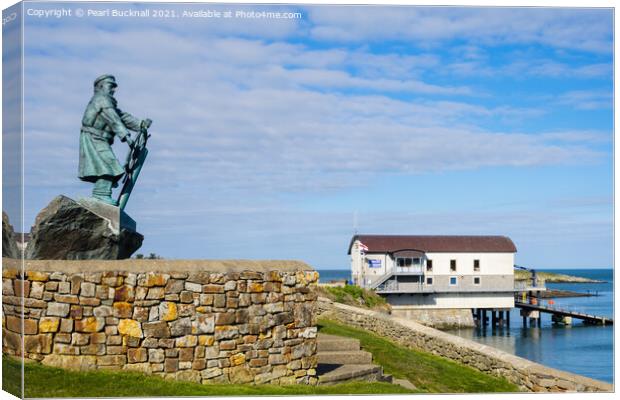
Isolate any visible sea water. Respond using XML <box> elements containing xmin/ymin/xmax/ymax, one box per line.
<box><xmin>317</xmin><ymin>268</ymin><xmax>614</xmax><ymax>383</ymax></box>
<box><xmin>449</xmin><ymin>268</ymin><xmax>614</xmax><ymax>384</ymax></box>
<box><xmin>317</xmin><ymin>269</ymin><xmax>351</xmax><ymax>283</ymax></box>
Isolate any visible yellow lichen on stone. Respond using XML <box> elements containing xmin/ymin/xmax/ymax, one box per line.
<box><xmin>118</xmin><ymin>319</ymin><xmax>143</xmax><ymax>338</ymax></box>
<box><xmin>160</xmin><ymin>302</ymin><xmax>177</xmax><ymax>321</ymax></box>
<box><xmin>39</xmin><ymin>317</ymin><xmax>60</xmax><ymax>333</ymax></box>
<box><xmin>27</xmin><ymin>271</ymin><xmax>50</xmax><ymax>281</ymax></box>
<box><xmin>306</xmin><ymin>271</ymin><xmax>319</xmax><ymax>283</ymax></box>
<box><xmin>176</xmin><ymin>335</ymin><xmax>198</xmax><ymax>347</ymax></box>
<box><xmin>248</xmin><ymin>282</ymin><xmax>264</xmax><ymax>293</ymax></box>
<box><xmin>199</xmin><ymin>335</ymin><xmax>215</xmax><ymax>346</ymax></box>
<box><xmin>230</xmin><ymin>353</ymin><xmax>245</xmax><ymax>366</ymax></box>
<box><xmin>144</xmin><ymin>272</ymin><xmax>168</xmax><ymax>287</ymax></box>
<box><xmin>296</xmin><ymin>271</ymin><xmax>307</xmax><ymax>285</ymax></box>
<box><xmin>74</xmin><ymin>317</ymin><xmax>105</xmax><ymax>333</ymax></box>
<box><xmin>266</xmin><ymin>271</ymin><xmax>282</xmax><ymax>282</ymax></box>
<box><xmin>2</xmin><ymin>269</ymin><xmax>18</xmax><ymax>279</ymax></box>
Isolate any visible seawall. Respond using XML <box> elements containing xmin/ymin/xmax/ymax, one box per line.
<box><xmin>317</xmin><ymin>297</ymin><xmax>612</xmax><ymax>392</ymax></box>
<box><xmin>2</xmin><ymin>258</ymin><xmax>319</xmax><ymax>385</ymax></box>
<box><xmin>390</xmin><ymin>308</ymin><xmax>475</xmax><ymax>329</ymax></box>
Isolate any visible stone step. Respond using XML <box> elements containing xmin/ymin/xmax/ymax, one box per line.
<box><xmin>316</xmin><ymin>332</ymin><xmax>395</xmax><ymax>385</ymax></box>
<box><xmin>393</xmin><ymin>377</ymin><xmax>417</xmax><ymax>390</ymax></box>
<box><xmin>317</xmin><ymin>333</ymin><xmax>361</xmax><ymax>352</ymax></box>
<box><xmin>317</xmin><ymin>350</ymin><xmax>373</xmax><ymax>365</ymax></box>
<box><xmin>317</xmin><ymin>363</ymin><xmax>385</xmax><ymax>385</ymax></box>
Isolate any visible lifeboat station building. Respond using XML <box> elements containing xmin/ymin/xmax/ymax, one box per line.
<box><xmin>348</xmin><ymin>234</ymin><xmax>517</xmax><ymax>320</ymax></box>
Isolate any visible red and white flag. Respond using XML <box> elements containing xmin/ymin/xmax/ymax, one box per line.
<box><xmin>359</xmin><ymin>242</ymin><xmax>369</xmax><ymax>253</ymax></box>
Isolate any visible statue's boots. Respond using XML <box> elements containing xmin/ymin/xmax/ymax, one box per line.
<box><xmin>92</xmin><ymin>178</ymin><xmax>118</xmax><ymax>206</ymax></box>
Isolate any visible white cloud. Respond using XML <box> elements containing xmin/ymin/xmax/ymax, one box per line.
<box><xmin>556</xmin><ymin>90</ymin><xmax>612</xmax><ymax>110</ymax></box>
<box><xmin>14</xmin><ymin>11</ymin><xmax>612</xmax><ymax>267</ymax></box>
<box><xmin>444</xmin><ymin>59</ymin><xmax>612</xmax><ymax>79</ymax></box>
<box><xmin>307</xmin><ymin>7</ymin><xmax>612</xmax><ymax>54</ymax></box>
<box><xmin>530</xmin><ymin>61</ymin><xmax>612</xmax><ymax>78</ymax></box>
<box><xmin>21</xmin><ymin>24</ymin><xmax>609</xmax><ymax>199</ymax></box>
<box><xmin>539</xmin><ymin>131</ymin><xmax>611</xmax><ymax>144</ymax></box>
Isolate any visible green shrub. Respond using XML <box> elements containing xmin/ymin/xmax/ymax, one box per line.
<box><xmin>322</xmin><ymin>284</ymin><xmax>388</xmax><ymax>310</ymax></box>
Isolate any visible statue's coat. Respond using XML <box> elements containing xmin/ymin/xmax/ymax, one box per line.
<box><xmin>78</xmin><ymin>93</ymin><xmax>141</xmax><ymax>183</ymax></box>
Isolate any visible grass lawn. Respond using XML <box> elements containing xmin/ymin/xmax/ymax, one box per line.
<box><xmin>318</xmin><ymin>319</ymin><xmax>521</xmax><ymax>393</ymax></box>
<box><xmin>1</xmin><ymin>356</ymin><xmax>412</xmax><ymax>398</ymax></box>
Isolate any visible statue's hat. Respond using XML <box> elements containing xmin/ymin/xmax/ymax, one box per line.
<box><xmin>94</xmin><ymin>74</ymin><xmax>117</xmax><ymax>87</ymax></box>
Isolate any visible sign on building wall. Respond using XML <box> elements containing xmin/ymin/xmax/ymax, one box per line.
<box><xmin>368</xmin><ymin>259</ymin><xmax>382</xmax><ymax>268</ymax></box>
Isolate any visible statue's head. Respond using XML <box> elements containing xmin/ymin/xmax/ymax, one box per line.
<box><xmin>94</xmin><ymin>75</ymin><xmax>117</xmax><ymax>96</ymax></box>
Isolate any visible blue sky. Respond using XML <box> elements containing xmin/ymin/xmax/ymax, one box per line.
<box><xmin>6</xmin><ymin>1</ymin><xmax>613</xmax><ymax>269</ymax></box>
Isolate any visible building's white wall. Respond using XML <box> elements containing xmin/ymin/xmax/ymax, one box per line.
<box><xmin>350</xmin><ymin>240</ymin><xmax>515</xmax><ymax>290</ymax></box>
<box><xmin>363</xmin><ymin>253</ymin><xmax>390</xmax><ymax>284</ymax></box>
<box><xmin>350</xmin><ymin>241</ymin><xmax>362</xmax><ymax>285</ymax></box>
<box><xmin>387</xmin><ymin>293</ymin><xmax>515</xmax><ymax>309</ymax></box>
<box><xmin>351</xmin><ymin>240</ymin><xmax>394</xmax><ymax>286</ymax></box>
<box><xmin>424</xmin><ymin>252</ymin><xmax>514</xmax><ymax>276</ymax></box>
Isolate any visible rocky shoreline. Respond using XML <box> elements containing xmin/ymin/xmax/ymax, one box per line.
<box><xmin>516</xmin><ymin>271</ymin><xmax>606</xmax><ymax>298</ymax></box>
<box><xmin>514</xmin><ymin>270</ymin><xmax>605</xmax><ymax>284</ymax></box>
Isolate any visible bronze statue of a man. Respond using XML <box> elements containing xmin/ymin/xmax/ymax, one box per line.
<box><xmin>78</xmin><ymin>75</ymin><xmax>147</xmax><ymax>206</ymax></box>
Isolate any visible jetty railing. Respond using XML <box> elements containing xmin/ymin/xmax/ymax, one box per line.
<box><xmin>515</xmin><ymin>300</ymin><xmax>613</xmax><ymax>325</ymax></box>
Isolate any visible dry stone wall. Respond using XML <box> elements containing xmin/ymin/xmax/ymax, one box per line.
<box><xmin>318</xmin><ymin>297</ymin><xmax>612</xmax><ymax>393</ymax></box>
<box><xmin>2</xmin><ymin>259</ymin><xmax>318</xmax><ymax>385</ymax></box>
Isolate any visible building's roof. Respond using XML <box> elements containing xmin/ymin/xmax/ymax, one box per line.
<box><xmin>348</xmin><ymin>234</ymin><xmax>517</xmax><ymax>254</ymax></box>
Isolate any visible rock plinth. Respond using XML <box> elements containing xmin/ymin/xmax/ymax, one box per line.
<box><xmin>2</xmin><ymin>211</ymin><xmax>20</xmax><ymax>259</ymax></box>
<box><xmin>25</xmin><ymin>195</ymin><xmax>143</xmax><ymax>260</ymax></box>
